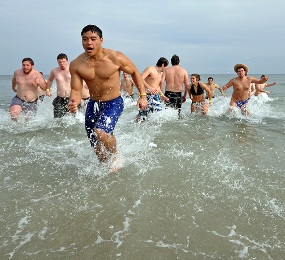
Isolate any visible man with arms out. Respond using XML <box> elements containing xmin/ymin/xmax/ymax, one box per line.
<box><xmin>120</xmin><ymin>72</ymin><xmax>135</xmax><ymax>98</ymax></box>
<box><xmin>46</xmin><ymin>53</ymin><xmax>71</xmax><ymax>118</ymax></box>
<box><xmin>137</xmin><ymin>57</ymin><xmax>169</xmax><ymax>120</ymax></box>
<box><xmin>255</xmin><ymin>75</ymin><xmax>276</xmax><ymax>96</ymax></box>
<box><xmin>9</xmin><ymin>58</ymin><xmax>47</xmax><ymax>121</ymax></box>
<box><xmin>222</xmin><ymin>64</ymin><xmax>268</xmax><ymax>115</ymax></box>
<box><xmin>68</xmin><ymin>24</ymin><xmax>148</xmax><ymax>169</ymax></box>
<box><xmin>205</xmin><ymin>77</ymin><xmax>224</xmax><ymax>99</ymax></box>
<box><xmin>161</xmin><ymin>54</ymin><xmax>189</xmax><ymax>117</ymax></box>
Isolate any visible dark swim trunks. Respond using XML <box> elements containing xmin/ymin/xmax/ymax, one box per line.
<box><xmin>10</xmin><ymin>95</ymin><xmax>38</xmax><ymax>115</ymax></box>
<box><xmin>52</xmin><ymin>96</ymin><xmax>70</xmax><ymax>118</ymax></box>
<box><xmin>164</xmin><ymin>91</ymin><xmax>182</xmax><ymax>109</ymax></box>
<box><xmin>85</xmin><ymin>96</ymin><xmax>124</xmax><ymax>148</ymax></box>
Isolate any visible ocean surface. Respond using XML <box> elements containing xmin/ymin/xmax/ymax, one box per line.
<box><xmin>0</xmin><ymin>74</ymin><xmax>285</xmax><ymax>259</ymax></box>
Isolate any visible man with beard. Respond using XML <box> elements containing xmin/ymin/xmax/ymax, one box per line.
<box><xmin>9</xmin><ymin>57</ymin><xmax>47</xmax><ymax>121</ymax></box>
<box><xmin>46</xmin><ymin>53</ymin><xmax>71</xmax><ymax>118</ymax></box>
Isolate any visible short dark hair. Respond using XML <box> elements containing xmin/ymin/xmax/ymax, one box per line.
<box><xmin>81</xmin><ymin>25</ymin><xmax>103</xmax><ymax>38</ymax></box>
<box><xmin>171</xmin><ymin>54</ymin><xmax>180</xmax><ymax>65</ymax></box>
<box><xmin>57</xmin><ymin>53</ymin><xmax>68</xmax><ymax>60</ymax></box>
<box><xmin>156</xmin><ymin>57</ymin><xmax>169</xmax><ymax>67</ymax></box>
<box><xmin>22</xmin><ymin>58</ymin><xmax>34</xmax><ymax>65</ymax></box>
<box><xmin>261</xmin><ymin>74</ymin><xmax>266</xmax><ymax>78</ymax></box>
<box><xmin>208</xmin><ymin>77</ymin><xmax>213</xmax><ymax>80</ymax></box>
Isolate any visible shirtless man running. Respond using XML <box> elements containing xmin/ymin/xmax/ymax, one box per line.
<box><xmin>68</xmin><ymin>24</ymin><xmax>148</xmax><ymax>168</ymax></box>
<box><xmin>120</xmin><ymin>72</ymin><xmax>135</xmax><ymax>98</ymax></box>
<box><xmin>161</xmin><ymin>54</ymin><xmax>189</xmax><ymax>117</ymax></box>
<box><xmin>46</xmin><ymin>53</ymin><xmax>71</xmax><ymax>118</ymax></box>
<box><xmin>222</xmin><ymin>64</ymin><xmax>268</xmax><ymax>115</ymax></box>
<box><xmin>255</xmin><ymin>75</ymin><xmax>276</xmax><ymax>96</ymax></box>
<box><xmin>9</xmin><ymin>58</ymin><xmax>47</xmax><ymax>121</ymax></box>
<box><xmin>205</xmin><ymin>77</ymin><xmax>224</xmax><ymax>99</ymax></box>
<box><xmin>137</xmin><ymin>57</ymin><xmax>169</xmax><ymax>120</ymax></box>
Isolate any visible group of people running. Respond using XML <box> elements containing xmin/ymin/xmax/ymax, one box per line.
<box><xmin>9</xmin><ymin>24</ymin><xmax>277</xmax><ymax>171</ymax></box>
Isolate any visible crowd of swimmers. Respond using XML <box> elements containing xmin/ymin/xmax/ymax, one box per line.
<box><xmin>9</xmin><ymin>24</ymin><xmax>277</xmax><ymax>171</ymax></box>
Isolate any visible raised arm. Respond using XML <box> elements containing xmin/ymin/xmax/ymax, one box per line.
<box><xmin>265</xmin><ymin>82</ymin><xmax>276</xmax><ymax>87</ymax></box>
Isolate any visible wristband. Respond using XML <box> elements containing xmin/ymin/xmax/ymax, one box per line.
<box><xmin>160</xmin><ymin>93</ymin><xmax>165</xmax><ymax>97</ymax></box>
<box><xmin>140</xmin><ymin>93</ymin><xmax>147</xmax><ymax>97</ymax></box>
<box><xmin>46</xmin><ymin>88</ymin><xmax>51</xmax><ymax>91</ymax></box>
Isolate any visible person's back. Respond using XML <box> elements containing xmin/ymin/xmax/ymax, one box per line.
<box><xmin>164</xmin><ymin>65</ymin><xmax>188</xmax><ymax>92</ymax></box>
<box><xmin>162</xmin><ymin>54</ymin><xmax>189</xmax><ymax>116</ymax></box>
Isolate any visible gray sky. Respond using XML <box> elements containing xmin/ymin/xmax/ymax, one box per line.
<box><xmin>1</xmin><ymin>0</ymin><xmax>284</xmax><ymax>75</ymax></box>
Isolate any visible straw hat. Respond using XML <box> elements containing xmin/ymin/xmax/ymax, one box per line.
<box><xmin>234</xmin><ymin>64</ymin><xmax>248</xmax><ymax>73</ymax></box>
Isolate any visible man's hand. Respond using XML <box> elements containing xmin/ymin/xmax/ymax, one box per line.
<box><xmin>68</xmin><ymin>99</ymin><xmax>78</xmax><ymax>113</ymax></box>
<box><xmin>137</xmin><ymin>97</ymin><xmax>148</xmax><ymax>110</ymax></box>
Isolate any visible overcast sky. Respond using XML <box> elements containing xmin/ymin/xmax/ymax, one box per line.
<box><xmin>1</xmin><ymin>0</ymin><xmax>284</xmax><ymax>75</ymax></box>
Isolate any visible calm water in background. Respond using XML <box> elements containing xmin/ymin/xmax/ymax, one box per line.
<box><xmin>0</xmin><ymin>74</ymin><xmax>285</xmax><ymax>259</ymax></box>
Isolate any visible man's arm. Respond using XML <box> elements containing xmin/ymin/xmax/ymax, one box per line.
<box><xmin>201</xmin><ymin>83</ymin><xmax>213</xmax><ymax>101</ymax></box>
<box><xmin>182</xmin><ymin>72</ymin><xmax>189</xmax><ymax>99</ymax></box>
<box><xmin>141</xmin><ymin>67</ymin><xmax>154</xmax><ymax>93</ymax></box>
<box><xmin>251</xmin><ymin>76</ymin><xmax>268</xmax><ymax>84</ymax></box>
<box><xmin>36</xmin><ymin>72</ymin><xmax>47</xmax><ymax>91</ymax></box>
<box><xmin>215</xmin><ymin>84</ymin><xmax>225</xmax><ymax>95</ymax></box>
<box><xmin>265</xmin><ymin>82</ymin><xmax>276</xmax><ymax>87</ymax></box>
<box><xmin>68</xmin><ymin>61</ymin><xmax>83</xmax><ymax>113</ymax></box>
<box><xmin>46</xmin><ymin>70</ymin><xmax>55</xmax><ymax>96</ymax></box>
<box><xmin>222</xmin><ymin>79</ymin><xmax>234</xmax><ymax>91</ymax></box>
<box><xmin>12</xmin><ymin>72</ymin><xmax>17</xmax><ymax>92</ymax></box>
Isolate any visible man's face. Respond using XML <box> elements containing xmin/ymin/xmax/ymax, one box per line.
<box><xmin>82</xmin><ymin>31</ymin><xmax>103</xmax><ymax>56</ymax></box>
<box><xmin>237</xmin><ymin>68</ymin><xmax>246</xmax><ymax>77</ymax></box>
<box><xmin>22</xmin><ymin>61</ymin><xmax>33</xmax><ymax>74</ymax></box>
<box><xmin>57</xmin><ymin>58</ymin><xmax>68</xmax><ymax>70</ymax></box>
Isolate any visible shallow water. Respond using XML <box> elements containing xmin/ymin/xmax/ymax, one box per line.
<box><xmin>1</xmin><ymin>75</ymin><xmax>285</xmax><ymax>259</ymax></box>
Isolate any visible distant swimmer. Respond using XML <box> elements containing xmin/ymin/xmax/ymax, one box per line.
<box><xmin>161</xmin><ymin>54</ymin><xmax>189</xmax><ymax>117</ymax></box>
<box><xmin>222</xmin><ymin>64</ymin><xmax>268</xmax><ymax>115</ymax></box>
<box><xmin>255</xmin><ymin>75</ymin><xmax>276</xmax><ymax>96</ymax></box>
<box><xmin>184</xmin><ymin>74</ymin><xmax>212</xmax><ymax>115</ymax></box>
<box><xmin>67</xmin><ymin>24</ymin><xmax>148</xmax><ymax>170</ymax></box>
<box><xmin>120</xmin><ymin>72</ymin><xmax>135</xmax><ymax>99</ymax></box>
<box><xmin>205</xmin><ymin>77</ymin><xmax>225</xmax><ymax>99</ymax></box>
<box><xmin>9</xmin><ymin>58</ymin><xmax>47</xmax><ymax>121</ymax></box>
<box><xmin>136</xmin><ymin>57</ymin><xmax>169</xmax><ymax>121</ymax></box>
<box><xmin>46</xmin><ymin>53</ymin><xmax>71</xmax><ymax>118</ymax></box>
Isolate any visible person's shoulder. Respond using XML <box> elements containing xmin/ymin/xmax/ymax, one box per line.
<box><xmin>70</xmin><ymin>53</ymin><xmax>85</xmax><ymax>66</ymax></box>
<box><xmin>105</xmin><ymin>48</ymin><xmax>122</xmax><ymax>58</ymax></box>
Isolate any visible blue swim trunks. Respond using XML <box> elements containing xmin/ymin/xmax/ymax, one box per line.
<box><xmin>85</xmin><ymin>96</ymin><xmax>124</xmax><ymax>147</ymax></box>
